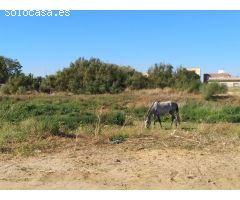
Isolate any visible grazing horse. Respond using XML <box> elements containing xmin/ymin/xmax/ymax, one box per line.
<box><xmin>144</xmin><ymin>101</ymin><xmax>180</xmax><ymax>128</ymax></box>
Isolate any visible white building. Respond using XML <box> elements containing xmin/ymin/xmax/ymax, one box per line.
<box><xmin>186</xmin><ymin>67</ymin><xmax>201</xmax><ymax>76</ymax></box>
<box><xmin>204</xmin><ymin>70</ymin><xmax>240</xmax><ymax>88</ymax></box>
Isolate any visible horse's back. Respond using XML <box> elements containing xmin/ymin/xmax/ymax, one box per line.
<box><xmin>157</xmin><ymin>101</ymin><xmax>178</xmax><ymax>113</ymax></box>
<box><xmin>158</xmin><ymin>101</ymin><xmax>175</xmax><ymax>107</ymax></box>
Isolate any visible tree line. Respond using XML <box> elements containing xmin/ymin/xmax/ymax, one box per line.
<box><xmin>0</xmin><ymin>56</ymin><xmax>201</xmax><ymax>94</ymax></box>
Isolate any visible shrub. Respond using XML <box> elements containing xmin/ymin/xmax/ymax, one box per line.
<box><xmin>181</xmin><ymin>102</ymin><xmax>240</xmax><ymax>123</ymax></box>
<box><xmin>174</xmin><ymin>67</ymin><xmax>201</xmax><ymax>92</ymax></box>
<box><xmin>0</xmin><ymin>74</ymin><xmax>36</xmax><ymax>94</ymax></box>
<box><xmin>131</xmin><ymin>107</ymin><xmax>148</xmax><ymax>119</ymax></box>
<box><xmin>36</xmin><ymin>114</ymin><xmax>96</xmax><ymax>134</ymax></box>
<box><xmin>19</xmin><ymin>118</ymin><xmax>39</xmax><ymax>134</ymax></box>
<box><xmin>181</xmin><ymin>102</ymin><xmax>211</xmax><ymax>122</ymax></box>
<box><xmin>201</xmin><ymin>82</ymin><xmax>228</xmax><ymax>100</ymax></box>
<box><xmin>39</xmin><ymin>80</ymin><xmax>51</xmax><ymax>93</ymax></box>
<box><xmin>17</xmin><ymin>86</ymin><xmax>27</xmax><ymax>94</ymax></box>
<box><xmin>187</xmin><ymin>81</ymin><xmax>202</xmax><ymax>93</ymax></box>
<box><xmin>36</xmin><ymin>117</ymin><xmax>60</xmax><ymax>135</ymax></box>
<box><xmin>101</xmin><ymin>111</ymin><xmax>125</xmax><ymax>125</ymax></box>
<box><xmin>78</xmin><ymin>112</ymin><xmax>97</xmax><ymax>125</ymax></box>
<box><xmin>0</xmin><ymin>122</ymin><xmax>28</xmax><ymax>145</ymax></box>
<box><xmin>0</xmin><ymin>84</ymin><xmax>12</xmax><ymax>94</ymax></box>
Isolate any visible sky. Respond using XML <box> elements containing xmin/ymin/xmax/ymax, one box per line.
<box><xmin>1</xmin><ymin>10</ymin><xmax>240</xmax><ymax>77</ymax></box>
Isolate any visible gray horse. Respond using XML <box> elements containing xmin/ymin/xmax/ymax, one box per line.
<box><xmin>144</xmin><ymin>101</ymin><xmax>180</xmax><ymax>128</ymax></box>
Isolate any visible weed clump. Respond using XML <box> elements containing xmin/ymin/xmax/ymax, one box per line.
<box><xmin>101</xmin><ymin>111</ymin><xmax>125</xmax><ymax>125</ymax></box>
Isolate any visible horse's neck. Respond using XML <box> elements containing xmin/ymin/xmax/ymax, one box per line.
<box><xmin>146</xmin><ymin>109</ymin><xmax>154</xmax><ymax>120</ymax></box>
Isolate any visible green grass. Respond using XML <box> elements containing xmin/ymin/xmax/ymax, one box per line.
<box><xmin>181</xmin><ymin>101</ymin><xmax>240</xmax><ymax>123</ymax></box>
<box><xmin>0</xmin><ymin>92</ymin><xmax>240</xmax><ymax>156</ymax></box>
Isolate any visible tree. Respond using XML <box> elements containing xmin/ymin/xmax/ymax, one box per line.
<box><xmin>39</xmin><ymin>75</ymin><xmax>56</xmax><ymax>93</ymax></box>
<box><xmin>39</xmin><ymin>57</ymin><xmax>142</xmax><ymax>94</ymax></box>
<box><xmin>32</xmin><ymin>76</ymin><xmax>43</xmax><ymax>91</ymax></box>
<box><xmin>0</xmin><ymin>56</ymin><xmax>22</xmax><ymax>84</ymax></box>
<box><xmin>147</xmin><ymin>63</ymin><xmax>174</xmax><ymax>88</ymax></box>
<box><xmin>174</xmin><ymin>67</ymin><xmax>201</xmax><ymax>92</ymax></box>
<box><xmin>1</xmin><ymin>73</ymin><xmax>36</xmax><ymax>94</ymax></box>
<box><xmin>127</xmin><ymin>71</ymin><xmax>149</xmax><ymax>89</ymax></box>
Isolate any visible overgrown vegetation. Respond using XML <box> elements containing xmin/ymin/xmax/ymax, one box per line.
<box><xmin>0</xmin><ymin>89</ymin><xmax>239</xmax><ymax>156</ymax></box>
<box><xmin>200</xmin><ymin>82</ymin><xmax>228</xmax><ymax>100</ymax></box>
<box><xmin>1</xmin><ymin>56</ymin><xmax>201</xmax><ymax>95</ymax></box>
<box><xmin>0</xmin><ymin>56</ymin><xmax>42</xmax><ymax>94</ymax></box>
<box><xmin>148</xmin><ymin>65</ymin><xmax>201</xmax><ymax>92</ymax></box>
<box><xmin>181</xmin><ymin>101</ymin><xmax>240</xmax><ymax>123</ymax></box>
<box><xmin>0</xmin><ymin>55</ymin><xmax>239</xmax><ymax>156</ymax></box>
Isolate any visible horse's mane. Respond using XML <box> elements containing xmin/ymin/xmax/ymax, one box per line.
<box><xmin>145</xmin><ymin>101</ymin><xmax>158</xmax><ymax>119</ymax></box>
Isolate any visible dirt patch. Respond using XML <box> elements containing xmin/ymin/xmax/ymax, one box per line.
<box><xmin>0</xmin><ymin>136</ymin><xmax>239</xmax><ymax>189</ymax></box>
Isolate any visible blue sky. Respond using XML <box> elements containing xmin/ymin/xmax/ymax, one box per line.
<box><xmin>1</xmin><ymin>10</ymin><xmax>240</xmax><ymax>77</ymax></box>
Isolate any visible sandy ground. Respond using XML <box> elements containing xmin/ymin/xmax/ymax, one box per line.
<box><xmin>0</xmin><ymin>136</ymin><xmax>240</xmax><ymax>190</ymax></box>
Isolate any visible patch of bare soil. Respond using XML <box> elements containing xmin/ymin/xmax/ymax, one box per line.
<box><xmin>0</xmin><ymin>137</ymin><xmax>240</xmax><ymax>189</ymax></box>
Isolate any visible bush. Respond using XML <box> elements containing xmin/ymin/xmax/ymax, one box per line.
<box><xmin>181</xmin><ymin>102</ymin><xmax>240</xmax><ymax>123</ymax></box>
<box><xmin>39</xmin><ymin>79</ymin><xmax>51</xmax><ymax>93</ymax></box>
<box><xmin>101</xmin><ymin>111</ymin><xmax>125</xmax><ymax>125</ymax></box>
<box><xmin>174</xmin><ymin>67</ymin><xmax>201</xmax><ymax>92</ymax></box>
<box><xmin>187</xmin><ymin>81</ymin><xmax>202</xmax><ymax>93</ymax></box>
<box><xmin>201</xmin><ymin>82</ymin><xmax>228</xmax><ymax>100</ymax></box>
<box><xmin>17</xmin><ymin>86</ymin><xmax>27</xmax><ymax>94</ymax></box>
<box><xmin>0</xmin><ymin>84</ymin><xmax>12</xmax><ymax>94</ymax></box>
<box><xmin>0</xmin><ymin>122</ymin><xmax>28</xmax><ymax>145</ymax></box>
<box><xmin>36</xmin><ymin>117</ymin><xmax>60</xmax><ymax>135</ymax></box>
<box><xmin>61</xmin><ymin>112</ymin><xmax>97</xmax><ymax>127</ymax></box>
<box><xmin>36</xmin><ymin>113</ymin><xmax>97</xmax><ymax>133</ymax></box>
<box><xmin>181</xmin><ymin>102</ymin><xmax>210</xmax><ymax>122</ymax></box>
<box><xmin>20</xmin><ymin>118</ymin><xmax>39</xmax><ymax>134</ymax></box>
<box><xmin>130</xmin><ymin>107</ymin><xmax>148</xmax><ymax>119</ymax></box>
<box><xmin>1</xmin><ymin>74</ymin><xmax>36</xmax><ymax>94</ymax></box>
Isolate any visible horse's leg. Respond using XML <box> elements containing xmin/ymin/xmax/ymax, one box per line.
<box><xmin>152</xmin><ymin>115</ymin><xmax>155</xmax><ymax>127</ymax></box>
<box><xmin>157</xmin><ymin>115</ymin><xmax>163</xmax><ymax>128</ymax></box>
<box><xmin>174</xmin><ymin>114</ymin><xmax>178</xmax><ymax>127</ymax></box>
<box><xmin>173</xmin><ymin>112</ymin><xmax>178</xmax><ymax>127</ymax></box>
<box><xmin>176</xmin><ymin>112</ymin><xmax>180</xmax><ymax>126</ymax></box>
<box><xmin>170</xmin><ymin>114</ymin><xmax>175</xmax><ymax>127</ymax></box>
<box><xmin>170</xmin><ymin>111</ymin><xmax>174</xmax><ymax>127</ymax></box>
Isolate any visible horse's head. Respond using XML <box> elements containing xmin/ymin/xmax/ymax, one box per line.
<box><xmin>144</xmin><ymin>102</ymin><xmax>156</xmax><ymax>128</ymax></box>
<box><xmin>144</xmin><ymin>116</ymin><xmax>151</xmax><ymax>128</ymax></box>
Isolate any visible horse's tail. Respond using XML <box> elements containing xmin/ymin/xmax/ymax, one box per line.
<box><xmin>175</xmin><ymin>103</ymin><xmax>180</xmax><ymax>124</ymax></box>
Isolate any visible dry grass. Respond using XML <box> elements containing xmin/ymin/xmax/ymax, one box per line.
<box><xmin>1</xmin><ymin>88</ymin><xmax>240</xmax><ymax>157</ymax></box>
<box><xmin>124</xmin><ymin>88</ymin><xmax>201</xmax><ymax>107</ymax></box>
<box><xmin>71</xmin><ymin>121</ymin><xmax>240</xmax><ymax>154</ymax></box>
<box><xmin>1</xmin><ymin>87</ymin><xmax>240</xmax><ymax>106</ymax></box>
<box><xmin>1</xmin><ymin>89</ymin><xmax>240</xmax><ymax>189</ymax></box>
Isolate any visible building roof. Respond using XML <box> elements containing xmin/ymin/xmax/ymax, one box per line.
<box><xmin>208</xmin><ymin>77</ymin><xmax>240</xmax><ymax>82</ymax></box>
<box><xmin>203</xmin><ymin>70</ymin><xmax>240</xmax><ymax>83</ymax></box>
<box><xmin>207</xmin><ymin>73</ymin><xmax>231</xmax><ymax>78</ymax></box>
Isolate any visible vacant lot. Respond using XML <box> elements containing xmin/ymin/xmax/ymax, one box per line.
<box><xmin>0</xmin><ymin>89</ymin><xmax>240</xmax><ymax>189</ymax></box>
<box><xmin>0</xmin><ymin>130</ymin><xmax>240</xmax><ymax>189</ymax></box>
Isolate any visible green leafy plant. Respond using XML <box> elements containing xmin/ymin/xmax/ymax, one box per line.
<box><xmin>200</xmin><ymin>82</ymin><xmax>228</xmax><ymax>100</ymax></box>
